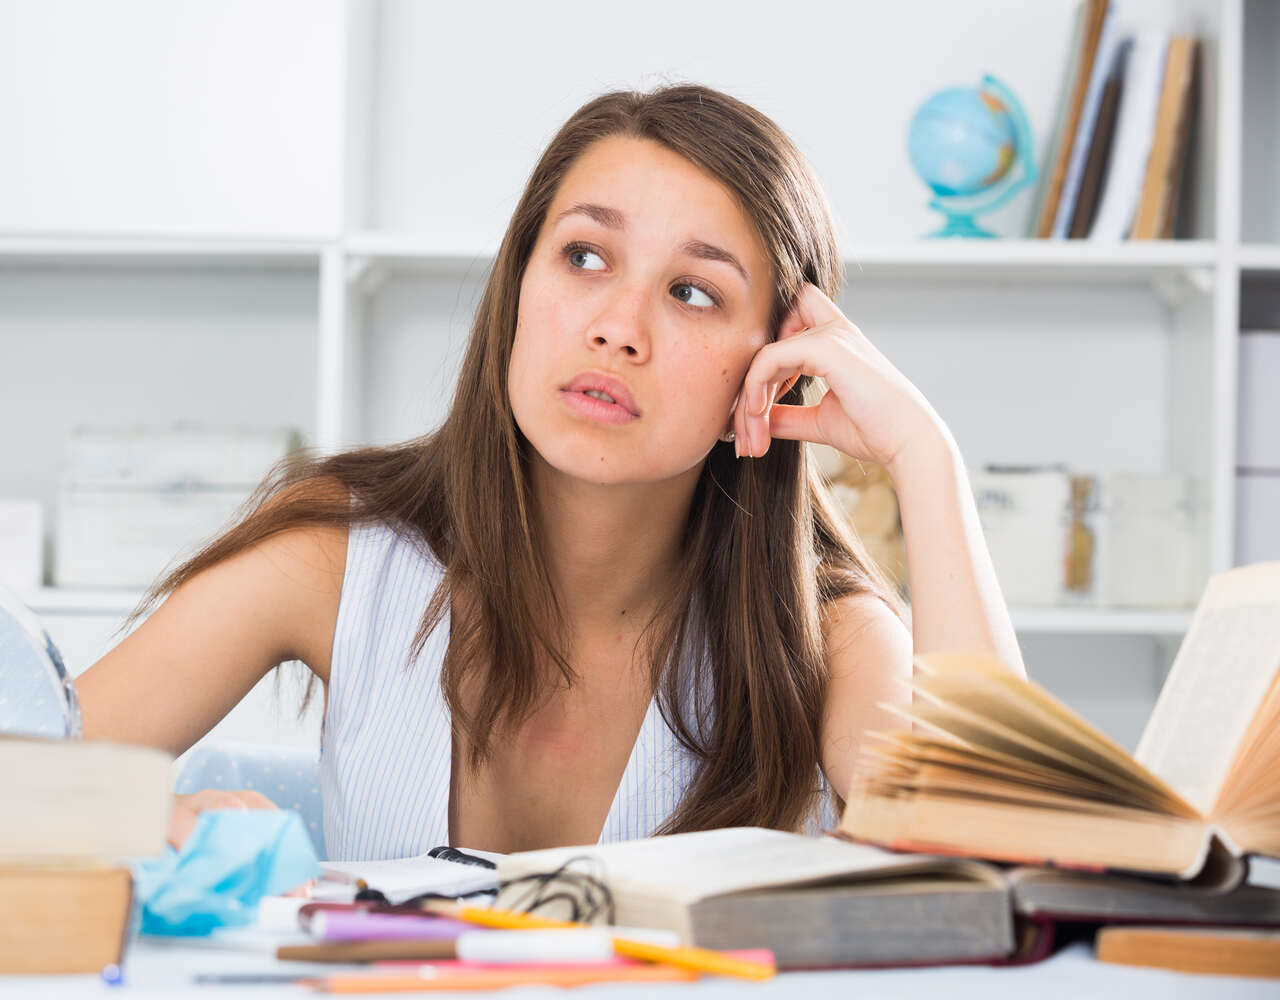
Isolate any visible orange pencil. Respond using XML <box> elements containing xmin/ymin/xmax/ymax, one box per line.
<box><xmin>315</xmin><ymin>964</ymin><xmax>698</xmax><ymax>992</ymax></box>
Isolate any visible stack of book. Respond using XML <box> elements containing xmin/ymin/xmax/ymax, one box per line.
<box><xmin>1029</xmin><ymin>0</ymin><xmax>1202</xmax><ymax>241</ymax></box>
<box><xmin>0</xmin><ymin>738</ymin><xmax>173</xmax><ymax>974</ymax></box>
<box><xmin>494</xmin><ymin>562</ymin><xmax>1280</xmax><ymax>977</ymax></box>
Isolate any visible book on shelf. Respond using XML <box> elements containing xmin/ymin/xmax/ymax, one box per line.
<box><xmin>493</xmin><ymin>826</ymin><xmax>1280</xmax><ymax>971</ymax></box>
<box><xmin>1066</xmin><ymin>38</ymin><xmax>1128</xmax><ymax>238</ymax></box>
<box><xmin>1030</xmin><ymin>0</ymin><xmax>1111</xmax><ymax>238</ymax></box>
<box><xmin>1130</xmin><ymin>35</ymin><xmax>1201</xmax><ymax>240</ymax></box>
<box><xmin>842</xmin><ymin>562</ymin><xmax>1280</xmax><ymax>884</ymax></box>
<box><xmin>1087</xmin><ymin>27</ymin><xmax>1170</xmax><ymax>241</ymax></box>
<box><xmin>0</xmin><ymin>736</ymin><xmax>173</xmax><ymax>974</ymax></box>
<box><xmin>1030</xmin><ymin>0</ymin><xmax>1201</xmax><ymax>242</ymax></box>
<box><xmin>1050</xmin><ymin>0</ymin><xmax>1121</xmax><ymax>239</ymax></box>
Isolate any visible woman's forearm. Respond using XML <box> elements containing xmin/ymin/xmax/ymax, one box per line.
<box><xmin>887</xmin><ymin>425</ymin><xmax>1026</xmax><ymax>677</ymax></box>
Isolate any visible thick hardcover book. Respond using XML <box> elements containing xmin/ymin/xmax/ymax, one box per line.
<box><xmin>0</xmin><ymin>865</ymin><xmax>134</xmax><ymax>974</ymax></box>
<box><xmin>494</xmin><ymin>826</ymin><xmax>1280</xmax><ymax>970</ymax></box>
<box><xmin>0</xmin><ymin>736</ymin><xmax>172</xmax><ymax>974</ymax></box>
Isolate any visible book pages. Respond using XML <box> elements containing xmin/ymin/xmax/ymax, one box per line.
<box><xmin>0</xmin><ymin>737</ymin><xmax>173</xmax><ymax>862</ymax></box>
<box><xmin>1135</xmin><ymin>564</ymin><xmax>1280</xmax><ymax>816</ymax></box>
<box><xmin>497</xmin><ymin>827</ymin><xmax>996</xmax><ymax>905</ymax></box>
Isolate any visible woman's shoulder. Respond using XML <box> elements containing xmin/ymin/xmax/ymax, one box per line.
<box><xmin>820</xmin><ymin>590</ymin><xmax>910</xmax><ymax>664</ymax></box>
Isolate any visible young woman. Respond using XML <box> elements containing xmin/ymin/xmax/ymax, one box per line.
<box><xmin>74</xmin><ymin>84</ymin><xmax>1025</xmax><ymax>859</ymax></box>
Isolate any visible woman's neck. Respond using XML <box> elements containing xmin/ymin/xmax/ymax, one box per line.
<box><xmin>530</xmin><ymin>456</ymin><xmax>700</xmax><ymax>636</ymax></box>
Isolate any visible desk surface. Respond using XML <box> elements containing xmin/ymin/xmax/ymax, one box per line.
<box><xmin>0</xmin><ymin>939</ymin><xmax>1275</xmax><ymax>999</ymax></box>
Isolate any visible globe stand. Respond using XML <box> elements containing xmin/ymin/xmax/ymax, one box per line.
<box><xmin>926</xmin><ymin>206</ymin><xmax>999</xmax><ymax>239</ymax></box>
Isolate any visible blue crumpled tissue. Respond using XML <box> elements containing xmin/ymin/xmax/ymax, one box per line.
<box><xmin>132</xmin><ymin>808</ymin><xmax>321</xmax><ymax>936</ymax></box>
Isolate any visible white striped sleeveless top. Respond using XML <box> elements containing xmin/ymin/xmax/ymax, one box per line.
<box><xmin>319</xmin><ymin>519</ymin><xmax>837</xmax><ymax>861</ymax></box>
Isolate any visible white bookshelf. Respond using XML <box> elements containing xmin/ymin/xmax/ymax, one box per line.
<box><xmin>15</xmin><ymin>586</ymin><xmax>1195</xmax><ymax>639</ymax></box>
<box><xmin>2</xmin><ymin>0</ymin><xmax>1277</xmax><ymax>750</ymax></box>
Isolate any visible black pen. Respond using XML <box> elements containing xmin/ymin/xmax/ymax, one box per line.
<box><xmin>426</xmin><ymin>845</ymin><xmax>498</xmax><ymax>869</ymax></box>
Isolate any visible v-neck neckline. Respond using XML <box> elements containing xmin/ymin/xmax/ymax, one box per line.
<box><xmin>597</xmin><ymin>691</ymin><xmax>658</xmax><ymax>843</ymax></box>
<box><xmin>439</xmin><ymin>598</ymin><xmax>664</xmax><ymax>849</ymax></box>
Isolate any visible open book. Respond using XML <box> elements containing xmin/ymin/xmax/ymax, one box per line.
<box><xmin>494</xmin><ymin>826</ymin><xmax>1280</xmax><ymax>969</ymax></box>
<box><xmin>842</xmin><ymin>562</ymin><xmax>1280</xmax><ymax>885</ymax></box>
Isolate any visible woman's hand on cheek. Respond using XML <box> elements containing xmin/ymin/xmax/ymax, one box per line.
<box><xmin>733</xmin><ymin>283</ymin><xmax>944</xmax><ymax>473</ymax></box>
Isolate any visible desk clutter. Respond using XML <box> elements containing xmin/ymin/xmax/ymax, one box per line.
<box><xmin>1</xmin><ymin>565</ymin><xmax>1279</xmax><ymax>986</ymax></box>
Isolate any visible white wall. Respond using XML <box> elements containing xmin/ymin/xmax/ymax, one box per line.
<box><xmin>0</xmin><ymin>0</ymin><xmax>344</xmax><ymax>236</ymax></box>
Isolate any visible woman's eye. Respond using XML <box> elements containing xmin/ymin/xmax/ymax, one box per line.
<box><xmin>671</xmin><ymin>282</ymin><xmax>717</xmax><ymax>310</ymax></box>
<box><xmin>565</xmin><ymin>245</ymin><xmax>606</xmax><ymax>271</ymax></box>
<box><xmin>562</xmin><ymin>242</ymin><xmax>719</xmax><ymax>310</ymax></box>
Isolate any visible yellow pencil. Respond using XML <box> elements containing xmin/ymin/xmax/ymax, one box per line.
<box><xmin>422</xmin><ymin>901</ymin><xmax>776</xmax><ymax>981</ymax></box>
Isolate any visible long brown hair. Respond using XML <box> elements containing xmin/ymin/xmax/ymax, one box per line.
<box><xmin>128</xmin><ymin>83</ymin><xmax>906</xmax><ymax>834</ymax></box>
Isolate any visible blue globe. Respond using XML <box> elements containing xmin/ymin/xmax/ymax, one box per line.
<box><xmin>905</xmin><ymin>75</ymin><xmax>1036</xmax><ymax>238</ymax></box>
<box><xmin>908</xmin><ymin>87</ymin><xmax>1016</xmax><ymax>198</ymax></box>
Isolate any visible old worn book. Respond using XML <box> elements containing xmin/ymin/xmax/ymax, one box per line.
<box><xmin>843</xmin><ymin>562</ymin><xmax>1280</xmax><ymax>885</ymax></box>
<box><xmin>0</xmin><ymin>736</ymin><xmax>172</xmax><ymax>974</ymax></box>
<box><xmin>0</xmin><ymin>865</ymin><xmax>134</xmax><ymax>974</ymax></box>
<box><xmin>1096</xmin><ymin>926</ymin><xmax>1280</xmax><ymax>978</ymax></box>
<box><xmin>496</xmin><ymin>827</ymin><xmax>1017</xmax><ymax>968</ymax></box>
<box><xmin>494</xmin><ymin>827</ymin><xmax>1280</xmax><ymax>970</ymax></box>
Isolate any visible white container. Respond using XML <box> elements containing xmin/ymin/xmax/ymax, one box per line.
<box><xmin>55</xmin><ymin>488</ymin><xmax>256</xmax><ymax>589</ymax></box>
<box><xmin>62</xmin><ymin>425</ymin><xmax>300</xmax><ymax>489</ymax></box>
<box><xmin>1235</xmin><ymin>473</ymin><xmax>1280</xmax><ymax>566</ymax></box>
<box><xmin>54</xmin><ymin>425</ymin><xmax>301</xmax><ymax>589</ymax></box>
<box><xmin>0</xmin><ymin>501</ymin><xmax>45</xmax><ymax>592</ymax></box>
<box><xmin>1098</xmin><ymin>474</ymin><xmax>1205</xmax><ymax>608</ymax></box>
<box><xmin>972</xmin><ymin>468</ymin><xmax>1072</xmax><ymax>606</ymax></box>
<box><xmin>1238</xmin><ymin>331</ymin><xmax>1280</xmax><ymax>470</ymax></box>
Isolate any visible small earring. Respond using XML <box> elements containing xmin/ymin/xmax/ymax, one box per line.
<box><xmin>719</xmin><ymin>429</ymin><xmax>736</xmax><ymax>442</ymax></box>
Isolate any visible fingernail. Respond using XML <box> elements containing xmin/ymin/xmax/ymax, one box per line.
<box><xmin>734</xmin><ymin>437</ymin><xmax>742</xmax><ymax>459</ymax></box>
<box><xmin>730</xmin><ymin>391</ymin><xmax>740</xmax><ymax>416</ymax></box>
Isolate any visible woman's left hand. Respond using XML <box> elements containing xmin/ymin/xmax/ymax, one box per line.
<box><xmin>733</xmin><ymin>282</ymin><xmax>943</xmax><ymax>470</ymax></box>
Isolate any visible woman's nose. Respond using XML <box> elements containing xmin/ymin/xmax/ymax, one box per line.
<box><xmin>585</xmin><ymin>286</ymin><xmax>652</xmax><ymax>362</ymax></box>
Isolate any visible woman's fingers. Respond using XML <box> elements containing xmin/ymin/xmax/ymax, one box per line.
<box><xmin>788</xmin><ymin>282</ymin><xmax>845</xmax><ymax>333</ymax></box>
<box><xmin>764</xmin><ymin>401</ymin><xmax>828</xmax><ymax>446</ymax></box>
<box><xmin>167</xmin><ymin>788</ymin><xmax>280</xmax><ymax>849</ymax></box>
<box><xmin>737</xmin><ymin>326</ymin><xmax>854</xmax><ymax>456</ymax></box>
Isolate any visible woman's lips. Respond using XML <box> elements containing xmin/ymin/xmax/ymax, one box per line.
<box><xmin>559</xmin><ymin>389</ymin><xmax>640</xmax><ymax>425</ymax></box>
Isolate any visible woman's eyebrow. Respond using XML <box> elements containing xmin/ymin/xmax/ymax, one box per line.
<box><xmin>551</xmin><ymin>201</ymin><xmax>751</xmax><ymax>287</ymax></box>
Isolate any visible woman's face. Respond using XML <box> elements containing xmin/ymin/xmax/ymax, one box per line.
<box><xmin>510</xmin><ymin>135</ymin><xmax>775</xmax><ymax>486</ymax></box>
